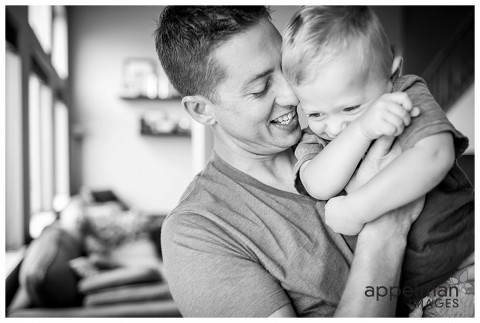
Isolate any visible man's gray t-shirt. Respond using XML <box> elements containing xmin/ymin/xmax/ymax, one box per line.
<box><xmin>161</xmin><ymin>153</ymin><xmax>354</xmax><ymax>317</ymax></box>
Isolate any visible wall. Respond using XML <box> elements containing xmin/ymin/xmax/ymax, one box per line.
<box><xmin>69</xmin><ymin>6</ymin><xmax>192</xmax><ymax>213</ymax></box>
<box><xmin>447</xmin><ymin>83</ymin><xmax>475</xmax><ymax>155</ymax></box>
<box><xmin>403</xmin><ymin>6</ymin><xmax>473</xmax><ymax>76</ymax></box>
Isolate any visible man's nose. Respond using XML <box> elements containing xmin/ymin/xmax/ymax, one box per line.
<box><xmin>275</xmin><ymin>74</ymin><xmax>299</xmax><ymax>107</ymax></box>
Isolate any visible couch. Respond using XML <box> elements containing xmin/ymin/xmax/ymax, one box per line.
<box><xmin>5</xmin><ymin>192</ymin><xmax>181</xmax><ymax>317</ymax></box>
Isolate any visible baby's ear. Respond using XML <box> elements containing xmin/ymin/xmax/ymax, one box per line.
<box><xmin>390</xmin><ymin>56</ymin><xmax>403</xmax><ymax>80</ymax></box>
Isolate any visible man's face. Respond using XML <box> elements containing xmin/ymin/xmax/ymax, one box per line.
<box><xmin>210</xmin><ymin>19</ymin><xmax>301</xmax><ymax>155</ymax></box>
<box><xmin>294</xmin><ymin>46</ymin><xmax>390</xmax><ymax>141</ymax></box>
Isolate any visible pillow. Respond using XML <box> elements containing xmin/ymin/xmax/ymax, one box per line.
<box><xmin>84</xmin><ymin>282</ymin><xmax>172</xmax><ymax>307</ymax></box>
<box><xmin>91</xmin><ymin>190</ymin><xmax>129</xmax><ymax>210</ymax></box>
<box><xmin>19</xmin><ymin>224</ymin><xmax>84</xmax><ymax>307</ymax></box>
<box><xmin>78</xmin><ymin>267</ymin><xmax>162</xmax><ymax>294</ymax></box>
<box><xmin>81</xmin><ymin>207</ymin><xmax>150</xmax><ymax>254</ymax></box>
<box><xmin>69</xmin><ymin>257</ymin><xmax>101</xmax><ymax>278</ymax></box>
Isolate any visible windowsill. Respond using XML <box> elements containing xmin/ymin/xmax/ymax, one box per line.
<box><xmin>5</xmin><ymin>247</ymin><xmax>26</xmax><ymax>277</ymax></box>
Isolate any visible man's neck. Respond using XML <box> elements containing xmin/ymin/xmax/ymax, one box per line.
<box><xmin>214</xmin><ymin>141</ymin><xmax>299</xmax><ymax>194</ymax></box>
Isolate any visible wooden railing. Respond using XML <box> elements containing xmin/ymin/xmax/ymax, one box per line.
<box><xmin>422</xmin><ymin>11</ymin><xmax>474</xmax><ymax>112</ymax></box>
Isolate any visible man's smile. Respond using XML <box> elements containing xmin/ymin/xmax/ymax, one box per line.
<box><xmin>271</xmin><ymin>110</ymin><xmax>297</xmax><ymax>125</ymax></box>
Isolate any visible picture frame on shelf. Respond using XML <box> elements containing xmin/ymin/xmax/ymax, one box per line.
<box><xmin>120</xmin><ymin>58</ymin><xmax>157</xmax><ymax>99</ymax></box>
<box><xmin>140</xmin><ymin>111</ymin><xmax>191</xmax><ymax>137</ymax></box>
<box><xmin>119</xmin><ymin>58</ymin><xmax>180</xmax><ymax>100</ymax></box>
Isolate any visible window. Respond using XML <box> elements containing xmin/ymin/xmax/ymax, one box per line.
<box><xmin>29</xmin><ymin>74</ymin><xmax>56</xmax><ymax>238</ymax></box>
<box><xmin>5</xmin><ymin>6</ymin><xmax>70</xmax><ymax>245</ymax></box>
<box><xmin>28</xmin><ymin>6</ymin><xmax>52</xmax><ymax>54</ymax></box>
<box><xmin>5</xmin><ymin>44</ymin><xmax>24</xmax><ymax>250</ymax></box>
<box><xmin>52</xmin><ymin>6</ymin><xmax>68</xmax><ymax>79</ymax></box>
<box><xmin>54</xmin><ymin>100</ymin><xmax>70</xmax><ymax>200</ymax></box>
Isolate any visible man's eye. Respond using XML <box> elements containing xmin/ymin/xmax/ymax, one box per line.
<box><xmin>343</xmin><ymin>105</ymin><xmax>360</xmax><ymax>113</ymax></box>
<box><xmin>252</xmin><ymin>80</ymin><xmax>271</xmax><ymax>98</ymax></box>
<box><xmin>308</xmin><ymin>113</ymin><xmax>325</xmax><ymax>120</ymax></box>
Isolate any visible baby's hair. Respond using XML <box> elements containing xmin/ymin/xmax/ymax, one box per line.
<box><xmin>282</xmin><ymin>6</ymin><xmax>393</xmax><ymax>85</ymax></box>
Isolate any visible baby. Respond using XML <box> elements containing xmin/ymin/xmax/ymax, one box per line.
<box><xmin>282</xmin><ymin>6</ymin><xmax>474</xmax><ymax>316</ymax></box>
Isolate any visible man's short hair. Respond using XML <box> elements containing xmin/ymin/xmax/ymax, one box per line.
<box><xmin>282</xmin><ymin>6</ymin><xmax>393</xmax><ymax>85</ymax></box>
<box><xmin>155</xmin><ymin>6</ymin><xmax>271</xmax><ymax>100</ymax></box>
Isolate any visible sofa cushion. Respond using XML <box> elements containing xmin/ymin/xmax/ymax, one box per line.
<box><xmin>78</xmin><ymin>267</ymin><xmax>162</xmax><ymax>294</ymax></box>
<box><xmin>19</xmin><ymin>223</ymin><xmax>84</xmax><ymax>307</ymax></box>
<box><xmin>84</xmin><ymin>282</ymin><xmax>172</xmax><ymax>306</ymax></box>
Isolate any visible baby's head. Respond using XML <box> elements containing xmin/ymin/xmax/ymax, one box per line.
<box><xmin>282</xmin><ymin>6</ymin><xmax>401</xmax><ymax>140</ymax></box>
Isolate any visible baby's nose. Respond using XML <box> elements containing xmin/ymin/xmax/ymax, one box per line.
<box><xmin>327</xmin><ymin>120</ymin><xmax>348</xmax><ymax>138</ymax></box>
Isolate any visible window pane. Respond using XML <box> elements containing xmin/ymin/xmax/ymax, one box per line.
<box><xmin>28</xmin><ymin>5</ymin><xmax>52</xmax><ymax>54</ymax></box>
<box><xmin>6</xmin><ymin>46</ymin><xmax>25</xmax><ymax>249</ymax></box>
<box><xmin>29</xmin><ymin>74</ymin><xmax>42</xmax><ymax>214</ymax></box>
<box><xmin>29</xmin><ymin>74</ymin><xmax>55</xmax><ymax>238</ymax></box>
<box><xmin>54</xmin><ymin>100</ymin><xmax>70</xmax><ymax>198</ymax></box>
<box><xmin>52</xmin><ymin>6</ymin><xmax>68</xmax><ymax>79</ymax></box>
<box><xmin>29</xmin><ymin>74</ymin><xmax>54</xmax><ymax>212</ymax></box>
<box><xmin>40</xmin><ymin>83</ymin><xmax>54</xmax><ymax>211</ymax></box>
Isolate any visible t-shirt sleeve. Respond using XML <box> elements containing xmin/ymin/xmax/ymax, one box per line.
<box><xmin>293</xmin><ymin>129</ymin><xmax>327</xmax><ymax>196</ymax></box>
<box><xmin>394</xmin><ymin>77</ymin><xmax>469</xmax><ymax>157</ymax></box>
<box><xmin>161</xmin><ymin>213</ymin><xmax>291</xmax><ymax>317</ymax></box>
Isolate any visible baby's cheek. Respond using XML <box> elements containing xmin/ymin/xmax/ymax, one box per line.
<box><xmin>308</xmin><ymin>121</ymin><xmax>325</xmax><ymax>138</ymax></box>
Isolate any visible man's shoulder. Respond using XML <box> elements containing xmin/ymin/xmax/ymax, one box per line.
<box><xmin>169</xmin><ymin>161</ymin><xmax>220</xmax><ymax>212</ymax></box>
<box><xmin>393</xmin><ymin>74</ymin><xmax>427</xmax><ymax>93</ymax></box>
<box><xmin>163</xmin><ymin>157</ymin><xmax>233</xmax><ymax>230</ymax></box>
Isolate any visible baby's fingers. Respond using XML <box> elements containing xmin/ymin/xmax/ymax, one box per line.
<box><xmin>385</xmin><ymin>92</ymin><xmax>413</xmax><ymax>111</ymax></box>
<box><xmin>387</xmin><ymin>104</ymin><xmax>412</xmax><ymax>127</ymax></box>
<box><xmin>410</xmin><ymin>106</ymin><xmax>420</xmax><ymax>117</ymax></box>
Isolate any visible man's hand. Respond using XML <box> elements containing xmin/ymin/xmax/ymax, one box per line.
<box><xmin>362</xmin><ymin>196</ymin><xmax>425</xmax><ymax>238</ymax></box>
<box><xmin>358</xmin><ymin>92</ymin><xmax>420</xmax><ymax>140</ymax></box>
<box><xmin>345</xmin><ymin>135</ymin><xmax>425</xmax><ymax>237</ymax></box>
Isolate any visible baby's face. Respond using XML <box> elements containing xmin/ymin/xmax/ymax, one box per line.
<box><xmin>294</xmin><ymin>48</ymin><xmax>389</xmax><ymax>141</ymax></box>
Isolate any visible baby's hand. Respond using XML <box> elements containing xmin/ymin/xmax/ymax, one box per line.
<box><xmin>359</xmin><ymin>92</ymin><xmax>420</xmax><ymax>140</ymax></box>
<box><xmin>324</xmin><ymin>195</ymin><xmax>364</xmax><ymax>236</ymax></box>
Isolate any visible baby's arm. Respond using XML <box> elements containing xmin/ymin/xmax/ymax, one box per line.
<box><xmin>299</xmin><ymin>120</ymin><xmax>372</xmax><ymax>200</ymax></box>
<box><xmin>300</xmin><ymin>92</ymin><xmax>418</xmax><ymax>200</ymax></box>
<box><xmin>325</xmin><ymin>131</ymin><xmax>455</xmax><ymax>235</ymax></box>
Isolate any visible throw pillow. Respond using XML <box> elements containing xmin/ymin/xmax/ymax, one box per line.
<box><xmin>19</xmin><ymin>224</ymin><xmax>84</xmax><ymax>307</ymax></box>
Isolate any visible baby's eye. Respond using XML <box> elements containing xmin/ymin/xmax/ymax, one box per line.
<box><xmin>343</xmin><ymin>105</ymin><xmax>360</xmax><ymax>113</ymax></box>
<box><xmin>308</xmin><ymin>113</ymin><xmax>326</xmax><ymax>120</ymax></box>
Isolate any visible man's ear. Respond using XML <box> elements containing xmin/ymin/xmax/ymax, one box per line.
<box><xmin>390</xmin><ymin>56</ymin><xmax>403</xmax><ymax>80</ymax></box>
<box><xmin>182</xmin><ymin>95</ymin><xmax>217</xmax><ymax>126</ymax></box>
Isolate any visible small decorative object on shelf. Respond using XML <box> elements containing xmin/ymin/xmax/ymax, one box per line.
<box><xmin>140</xmin><ymin>111</ymin><xmax>191</xmax><ymax>137</ymax></box>
<box><xmin>119</xmin><ymin>58</ymin><xmax>180</xmax><ymax>100</ymax></box>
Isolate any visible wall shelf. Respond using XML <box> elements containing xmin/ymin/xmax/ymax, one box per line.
<box><xmin>120</xmin><ymin>95</ymin><xmax>181</xmax><ymax>102</ymax></box>
<box><xmin>140</xmin><ymin>129</ymin><xmax>191</xmax><ymax>137</ymax></box>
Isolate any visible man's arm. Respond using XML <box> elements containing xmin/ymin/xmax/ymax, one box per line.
<box><xmin>270</xmin><ymin>202</ymin><xmax>419</xmax><ymax>318</ymax></box>
<box><xmin>334</xmin><ymin>199</ymin><xmax>422</xmax><ymax>316</ymax></box>
<box><xmin>333</xmin><ymin>137</ymin><xmax>425</xmax><ymax>316</ymax></box>
<box><xmin>325</xmin><ymin>132</ymin><xmax>454</xmax><ymax>235</ymax></box>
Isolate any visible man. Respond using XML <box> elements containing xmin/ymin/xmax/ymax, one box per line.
<box><xmin>155</xmin><ymin>6</ymin><xmax>419</xmax><ymax>317</ymax></box>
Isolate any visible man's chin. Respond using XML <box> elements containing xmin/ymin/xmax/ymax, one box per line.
<box><xmin>273</xmin><ymin>124</ymin><xmax>302</xmax><ymax>151</ymax></box>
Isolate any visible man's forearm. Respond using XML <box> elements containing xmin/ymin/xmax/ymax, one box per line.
<box><xmin>334</xmin><ymin>223</ymin><xmax>407</xmax><ymax>317</ymax></box>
